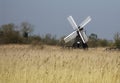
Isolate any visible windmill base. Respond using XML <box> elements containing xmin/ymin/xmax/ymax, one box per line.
<box><xmin>72</xmin><ymin>42</ymin><xmax>88</xmax><ymax>50</ymax></box>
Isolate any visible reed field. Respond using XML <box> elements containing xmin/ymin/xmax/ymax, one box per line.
<box><xmin>0</xmin><ymin>45</ymin><xmax>120</xmax><ymax>83</ymax></box>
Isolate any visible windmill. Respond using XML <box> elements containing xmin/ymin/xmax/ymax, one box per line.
<box><xmin>64</xmin><ymin>16</ymin><xmax>92</xmax><ymax>49</ymax></box>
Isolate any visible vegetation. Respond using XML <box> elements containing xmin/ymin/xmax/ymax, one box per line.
<box><xmin>0</xmin><ymin>23</ymin><xmax>120</xmax><ymax>83</ymax></box>
<box><xmin>114</xmin><ymin>32</ymin><xmax>120</xmax><ymax>49</ymax></box>
<box><xmin>0</xmin><ymin>23</ymin><xmax>120</xmax><ymax>49</ymax></box>
<box><xmin>0</xmin><ymin>45</ymin><xmax>119</xmax><ymax>83</ymax></box>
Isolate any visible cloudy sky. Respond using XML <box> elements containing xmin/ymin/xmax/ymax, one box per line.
<box><xmin>0</xmin><ymin>0</ymin><xmax>120</xmax><ymax>40</ymax></box>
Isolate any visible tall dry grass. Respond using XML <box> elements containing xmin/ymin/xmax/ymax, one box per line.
<box><xmin>0</xmin><ymin>45</ymin><xmax>120</xmax><ymax>83</ymax></box>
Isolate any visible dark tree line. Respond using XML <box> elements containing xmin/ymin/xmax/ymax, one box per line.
<box><xmin>0</xmin><ymin>23</ymin><xmax>120</xmax><ymax>48</ymax></box>
<box><xmin>0</xmin><ymin>23</ymin><xmax>63</xmax><ymax>45</ymax></box>
<box><xmin>0</xmin><ymin>22</ymin><xmax>34</xmax><ymax>44</ymax></box>
<box><xmin>0</xmin><ymin>23</ymin><xmax>22</xmax><ymax>44</ymax></box>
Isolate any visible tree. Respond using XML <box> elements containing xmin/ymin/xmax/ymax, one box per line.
<box><xmin>58</xmin><ymin>36</ymin><xmax>65</xmax><ymax>46</ymax></box>
<box><xmin>0</xmin><ymin>23</ymin><xmax>22</xmax><ymax>44</ymax></box>
<box><xmin>114</xmin><ymin>32</ymin><xmax>120</xmax><ymax>49</ymax></box>
<box><xmin>88</xmin><ymin>33</ymin><xmax>98</xmax><ymax>47</ymax></box>
<box><xmin>21</xmin><ymin>22</ymin><xmax>33</xmax><ymax>38</ymax></box>
<box><xmin>42</xmin><ymin>33</ymin><xmax>58</xmax><ymax>45</ymax></box>
<box><xmin>97</xmin><ymin>39</ymin><xmax>109</xmax><ymax>47</ymax></box>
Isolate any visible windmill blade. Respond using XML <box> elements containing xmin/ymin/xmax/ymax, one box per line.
<box><xmin>64</xmin><ymin>31</ymin><xmax>77</xmax><ymax>43</ymax></box>
<box><xmin>67</xmin><ymin>16</ymin><xmax>78</xmax><ymax>30</ymax></box>
<box><xmin>81</xmin><ymin>31</ymin><xmax>88</xmax><ymax>42</ymax></box>
<box><xmin>78</xmin><ymin>31</ymin><xmax>86</xmax><ymax>43</ymax></box>
<box><xmin>79</xmin><ymin>16</ymin><xmax>91</xmax><ymax>28</ymax></box>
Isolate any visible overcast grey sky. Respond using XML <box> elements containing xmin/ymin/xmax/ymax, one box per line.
<box><xmin>0</xmin><ymin>0</ymin><xmax>120</xmax><ymax>39</ymax></box>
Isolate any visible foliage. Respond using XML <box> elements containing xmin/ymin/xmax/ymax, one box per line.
<box><xmin>21</xmin><ymin>22</ymin><xmax>33</xmax><ymax>34</ymax></box>
<box><xmin>0</xmin><ymin>23</ymin><xmax>23</xmax><ymax>44</ymax></box>
<box><xmin>97</xmin><ymin>39</ymin><xmax>109</xmax><ymax>47</ymax></box>
<box><xmin>88</xmin><ymin>33</ymin><xmax>111</xmax><ymax>47</ymax></box>
<box><xmin>88</xmin><ymin>33</ymin><xmax>98</xmax><ymax>47</ymax></box>
<box><xmin>0</xmin><ymin>23</ymin><xmax>118</xmax><ymax>48</ymax></box>
<box><xmin>41</xmin><ymin>33</ymin><xmax>58</xmax><ymax>45</ymax></box>
<box><xmin>114</xmin><ymin>32</ymin><xmax>120</xmax><ymax>49</ymax></box>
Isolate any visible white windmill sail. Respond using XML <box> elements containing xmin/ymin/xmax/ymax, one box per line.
<box><xmin>78</xmin><ymin>31</ymin><xmax>86</xmax><ymax>43</ymax></box>
<box><xmin>67</xmin><ymin>16</ymin><xmax>78</xmax><ymax>30</ymax></box>
<box><xmin>79</xmin><ymin>16</ymin><xmax>91</xmax><ymax>28</ymax></box>
<box><xmin>81</xmin><ymin>31</ymin><xmax>88</xmax><ymax>43</ymax></box>
<box><xmin>64</xmin><ymin>31</ymin><xmax>77</xmax><ymax>43</ymax></box>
